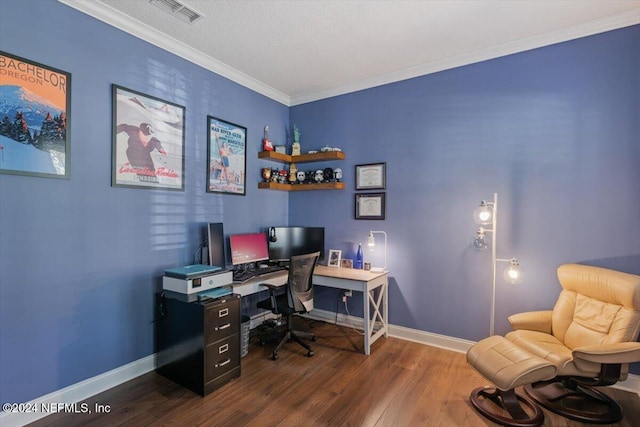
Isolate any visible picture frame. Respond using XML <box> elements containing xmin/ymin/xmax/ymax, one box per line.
<box><xmin>328</xmin><ymin>249</ymin><xmax>342</xmax><ymax>267</ymax></box>
<box><xmin>355</xmin><ymin>162</ymin><xmax>386</xmax><ymax>190</ymax></box>
<box><xmin>0</xmin><ymin>51</ymin><xmax>71</xmax><ymax>179</ymax></box>
<box><xmin>112</xmin><ymin>85</ymin><xmax>185</xmax><ymax>190</ymax></box>
<box><xmin>355</xmin><ymin>192</ymin><xmax>386</xmax><ymax>220</ymax></box>
<box><xmin>340</xmin><ymin>258</ymin><xmax>353</xmax><ymax>269</ymax></box>
<box><xmin>207</xmin><ymin>116</ymin><xmax>246</xmax><ymax>195</ymax></box>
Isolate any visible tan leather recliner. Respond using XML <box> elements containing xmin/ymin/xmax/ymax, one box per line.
<box><xmin>506</xmin><ymin>263</ymin><xmax>640</xmax><ymax>423</ymax></box>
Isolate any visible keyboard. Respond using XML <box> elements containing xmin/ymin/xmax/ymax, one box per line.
<box><xmin>233</xmin><ymin>265</ymin><xmax>286</xmax><ymax>283</ymax></box>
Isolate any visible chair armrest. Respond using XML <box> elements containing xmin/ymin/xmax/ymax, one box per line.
<box><xmin>261</xmin><ymin>283</ymin><xmax>280</xmax><ymax>291</ymax></box>
<box><xmin>573</xmin><ymin>342</ymin><xmax>640</xmax><ymax>364</ymax></box>
<box><xmin>508</xmin><ymin>311</ymin><xmax>553</xmax><ymax>333</ymax></box>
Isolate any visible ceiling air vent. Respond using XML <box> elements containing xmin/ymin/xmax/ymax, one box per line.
<box><xmin>149</xmin><ymin>0</ymin><xmax>204</xmax><ymax>24</ymax></box>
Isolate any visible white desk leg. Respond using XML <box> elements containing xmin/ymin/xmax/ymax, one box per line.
<box><xmin>363</xmin><ymin>287</ymin><xmax>371</xmax><ymax>355</ymax></box>
<box><xmin>384</xmin><ymin>281</ymin><xmax>388</xmax><ymax>337</ymax></box>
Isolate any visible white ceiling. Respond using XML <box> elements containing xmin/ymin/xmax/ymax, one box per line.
<box><xmin>60</xmin><ymin>0</ymin><xmax>640</xmax><ymax>106</ymax></box>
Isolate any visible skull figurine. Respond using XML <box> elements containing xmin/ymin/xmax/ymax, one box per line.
<box><xmin>296</xmin><ymin>170</ymin><xmax>306</xmax><ymax>183</ymax></box>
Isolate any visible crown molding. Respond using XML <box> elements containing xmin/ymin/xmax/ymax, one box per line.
<box><xmin>57</xmin><ymin>0</ymin><xmax>291</xmax><ymax>106</ymax></box>
<box><xmin>289</xmin><ymin>8</ymin><xmax>640</xmax><ymax>106</ymax></box>
<box><xmin>59</xmin><ymin>1</ymin><xmax>638</xmax><ymax>107</ymax></box>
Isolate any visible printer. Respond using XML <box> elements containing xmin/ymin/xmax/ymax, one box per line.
<box><xmin>162</xmin><ymin>264</ymin><xmax>232</xmax><ymax>295</ymax></box>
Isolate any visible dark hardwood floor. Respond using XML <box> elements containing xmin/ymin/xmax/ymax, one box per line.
<box><xmin>28</xmin><ymin>318</ymin><xmax>640</xmax><ymax>426</ymax></box>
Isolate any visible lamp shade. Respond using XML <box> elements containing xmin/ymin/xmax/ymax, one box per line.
<box><xmin>472</xmin><ymin>228</ymin><xmax>488</xmax><ymax>250</ymax></box>
<box><xmin>503</xmin><ymin>259</ymin><xmax>522</xmax><ymax>284</ymax></box>
<box><xmin>473</xmin><ymin>200</ymin><xmax>493</xmax><ymax>225</ymax></box>
<box><xmin>367</xmin><ymin>231</ymin><xmax>375</xmax><ymax>247</ymax></box>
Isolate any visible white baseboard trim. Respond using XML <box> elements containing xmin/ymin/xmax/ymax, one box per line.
<box><xmin>615</xmin><ymin>374</ymin><xmax>640</xmax><ymax>395</ymax></box>
<box><xmin>0</xmin><ymin>354</ymin><xmax>156</xmax><ymax>427</ymax></box>
<box><xmin>4</xmin><ymin>314</ymin><xmax>638</xmax><ymax>427</ymax></box>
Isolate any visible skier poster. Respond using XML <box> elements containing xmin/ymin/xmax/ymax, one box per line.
<box><xmin>111</xmin><ymin>85</ymin><xmax>185</xmax><ymax>191</ymax></box>
<box><xmin>0</xmin><ymin>51</ymin><xmax>71</xmax><ymax>179</ymax></box>
<box><xmin>207</xmin><ymin>116</ymin><xmax>246</xmax><ymax>195</ymax></box>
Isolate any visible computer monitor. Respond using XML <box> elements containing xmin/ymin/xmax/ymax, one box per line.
<box><xmin>268</xmin><ymin>227</ymin><xmax>325</xmax><ymax>262</ymax></box>
<box><xmin>229</xmin><ymin>232</ymin><xmax>270</xmax><ymax>266</ymax></box>
<box><xmin>206</xmin><ymin>223</ymin><xmax>225</xmax><ymax>267</ymax></box>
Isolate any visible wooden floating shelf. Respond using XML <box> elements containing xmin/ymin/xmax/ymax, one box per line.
<box><xmin>258</xmin><ymin>150</ymin><xmax>346</xmax><ymax>164</ymax></box>
<box><xmin>258</xmin><ymin>182</ymin><xmax>345</xmax><ymax>191</ymax></box>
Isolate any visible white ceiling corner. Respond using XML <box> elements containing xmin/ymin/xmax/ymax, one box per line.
<box><xmin>58</xmin><ymin>0</ymin><xmax>640</xmax><ymax>107</ymax></box>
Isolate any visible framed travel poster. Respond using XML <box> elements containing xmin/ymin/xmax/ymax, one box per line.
<box><xmin>112</xmin><ymin>84</ymin><xmax>185</xmax><ymax>190</ymax></box>
<box><xmin>0</xmin><ymin>51</ymin><xmax>71</xmax><ymax>179</ymax></box>
<box><xmin>207</xmin><ymin>116</ymin><xmax>246</xmax><ymax>195</ymax></box>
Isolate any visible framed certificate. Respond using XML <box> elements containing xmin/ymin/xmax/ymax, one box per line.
<box><xmin>355</xmin><ymin>192</ymin><xmax>386</xmax><ymax>220</ymax></box>
<box><xmin>355</xmin><ymin>162</ymin><xmax>386</xmax><ymax>190</ymax></box>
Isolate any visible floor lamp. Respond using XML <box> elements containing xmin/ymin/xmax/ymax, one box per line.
<box><xmin>367</xmin><ymin>230</ymin><xmax>387</xmax><ymax>272</ymax></box>
<box><xmin>472</xmin><ymin>193</ymin><xmax>522</xmax><ymax>336</ymax></box>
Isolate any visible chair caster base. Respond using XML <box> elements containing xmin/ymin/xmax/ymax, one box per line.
<box><xmin>271</xmin><ymin>352</ymin><xmax>279</xmax><ymax>361</ymax></box>
<box><xmin>307</xmin><ymin>350</ymin><xmax>314</xmax><ymax>357</ymax></box>
<box><xmin>470</xmin><ymin>386</ymin><xmax>544</xmax><ymax>427</ymax></box>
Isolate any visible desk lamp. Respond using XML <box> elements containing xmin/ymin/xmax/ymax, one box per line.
<box><xmin>367</xmin><ymin>230</ymin><xmax>387</xmax><ymax>272</ymax></box>
<box><xmin>472</xmin><ymin>193</ymin><xmax>522</xmax><ymax>336</ymax></box>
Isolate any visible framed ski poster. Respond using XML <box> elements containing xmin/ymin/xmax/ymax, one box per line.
<box><xmin>111</xmin><ymin>84</ymin><xmax>185</xmax><ymax>190</ymax></box>
<box><xmin>0</xmin><ymin>51</ymin><xmax>71</xmax><ymax>179</ymax></box>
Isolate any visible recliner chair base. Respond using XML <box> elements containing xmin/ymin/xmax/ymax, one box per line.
<box><xmin>470</xmin><ymin>386</ymin><xmax>544</xmax><ymax>427</ymax></box>
<box><xmin>524</xmin><ymin>380</ymin><xmax>622</xmax><ymax>424</ymax></box>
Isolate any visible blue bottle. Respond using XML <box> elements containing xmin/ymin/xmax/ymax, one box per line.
<box><xmin>355</xmin><ymin>243</ymin><xmax>364</xmax><ymax>269</ymax></box>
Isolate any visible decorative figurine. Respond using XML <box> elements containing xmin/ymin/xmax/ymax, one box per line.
<box><xmin>314</xmin><ymin>169</ymin><xmax>324</xmax><ymax>183</ymax></box>
<box><xmin>278</xmin><ymin>169</ymin><xmax>288</xmax><ymax>183</ymax></box>
<box><xmin>261</xmin><ymin>167</ymin><xmax>272</xmax><ymax>182</ymax></box>
<box><xmin>334</xmin><ymin>167</ymin><xmax>343</xmax><ymax>182</ymax></box>
<box><xmin>270</xmin><ymin>168</ymin><xmax>279</xmax><ymax>183</ymax></box>
<box><xmin>323</xmin><ymin>167</ymin><xmax>334</xmax><ymax>182</ymax></box>
<box><xmin>292</xmin><ymin>125</ymin><xmax>301</xmax><ymax>156</ymax></box>
<box><xmin>296</xmin><ymin>170</ymin><xmax>306</xmax><ymax>183</ymax></box>
<box><xmin>306</xmin><ymin>170</ymin><xmax>315</xmax><ymax>183</ymax></box>
<box><xmin>289</xmin><ymin>163</ymin><xmax>298</xmax><ymax>183</ymax></box>
<box><xmin>262</xmin><ymin>126</ymin><xmax>274</xmax><ymax>151</ymax></box>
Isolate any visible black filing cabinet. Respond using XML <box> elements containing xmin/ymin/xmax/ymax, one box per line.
<box><xmin>156</xmin><ymin>293</ymin><xmax>241</xmax><ymax>396</ymax></box>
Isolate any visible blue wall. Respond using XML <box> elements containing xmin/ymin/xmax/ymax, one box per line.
<box><xmin>1</xmin><ymin>0</ymin><xmax>638</xmax><ymax>405</ymax></box>
<box><xmin>0</xmin><ymin>0</ymin><xmax>289</xmax><ymax>404</ymax></box>
<box><xmin>290</xmin><ymin>25</ymin><xmax>639</xmax><ymax>360</ymax></box>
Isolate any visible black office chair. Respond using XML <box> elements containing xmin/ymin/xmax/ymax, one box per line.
<box><xmin>256</xmin><ymin>251</ymin><xmax>320</xmax><ymax>360</ymax></box>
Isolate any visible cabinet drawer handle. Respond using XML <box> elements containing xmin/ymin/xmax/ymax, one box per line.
<box><xmin>215</xmin><ymin>358</ymin><xmax>231</xmax><ymax>368</ymax></box>
<box><xmin>214</xmin><ymin>323</ymin><xmax>231</xmax><ymax>331</ymax></box>
<box><xmin>218</xmin><ymin>343</ymin><xmax>229</xmax><ymax>354</ymax></box>
<box><xmin>219</xmin><ymin>308</ymin><xmax>229</xmax><ymax>317</ymax></box>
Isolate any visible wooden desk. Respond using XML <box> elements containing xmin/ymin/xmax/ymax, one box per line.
<box><xmin>232</xmin><ymin>266</ymin><xmax>389</xmax><ymax>355</ymax></box>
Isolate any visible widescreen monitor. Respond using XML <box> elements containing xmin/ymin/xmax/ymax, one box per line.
<box><xmin>268</xmin><ymin>227</ymin><xmax>325</xmax><ymax>262</ymax></box>
<box><xmin>229</xmin><ymin>232</ymin><xmax>269</xmax><ymax>266</ymax></box>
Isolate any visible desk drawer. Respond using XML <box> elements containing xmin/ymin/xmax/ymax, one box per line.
<box><xmin>205</xmin><ymin>333</ymin><xmax>240</xmax><ymax>381</ymax></box>
<box><xmin>204</xmin><ymin>295</ymin><xmax>240</xmax><ymax>344</ymax></box>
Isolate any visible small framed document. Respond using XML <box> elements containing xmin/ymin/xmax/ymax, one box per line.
<box><xmin>328</xmin><ymin>249</ymin><xmax>342</xmax><ymax>267</ymax></box>
<box><xmin>355</xmin><ymin>162</ymin><xmax>386</xmax><ymax>190</ymax></box>
<box><xmin>355</xmin><ymin>192</ymin><xmax>386</xmax><ymax>220</ymax></box>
